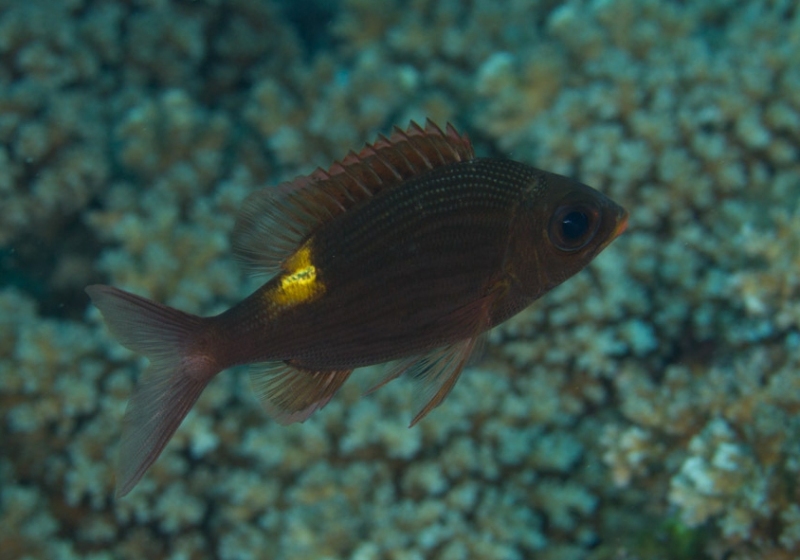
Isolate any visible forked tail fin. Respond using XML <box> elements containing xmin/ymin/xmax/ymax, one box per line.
<box><xmin>86</xmin><ymin>285</ymin><xmax>221</xmax><ymax>498</ymax></box>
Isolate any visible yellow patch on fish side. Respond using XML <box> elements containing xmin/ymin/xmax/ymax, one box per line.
<box><xmin>270</xmin><ymin>245</ymin><xmax>325</xmax><ymax>306</ymax></box>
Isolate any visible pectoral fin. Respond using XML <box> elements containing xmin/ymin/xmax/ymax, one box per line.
<box><xmin>365</xmin><ymin>280</ymin><xmax>502</xmax><ymax>426</ymax></box>
<box><xmin>405</xmin><ymin>337</ymin><xmax>480</xmax><ymax>426</ymax></box>
<box><xmin>365</xmin><ymin>335</ymin><xmax>484</xmax><ymax>426</ymax></box>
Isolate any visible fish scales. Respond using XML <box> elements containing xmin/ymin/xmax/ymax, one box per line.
<box><xmin>245</xmin><ymin>159</ymin><xmax>540</xmax><ymax>367</ymax></box>
<box><xmin>86</xmin><ymin>120</ymin><xmax>628</xmax><ymax>496</ymax></box>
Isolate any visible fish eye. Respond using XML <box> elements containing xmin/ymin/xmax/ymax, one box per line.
<box><xmin>548</xmin><ymin>204</ymin><xmax>600</xmax><ymax>252</ymax></box>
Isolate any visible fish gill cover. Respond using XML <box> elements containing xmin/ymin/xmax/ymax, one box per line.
<box><xmin>0</xmin><ymin>0</ymin><xmax>798</xmax><ymax>559</ymax></box>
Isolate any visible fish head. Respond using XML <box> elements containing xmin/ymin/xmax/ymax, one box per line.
<box><xmin>513</xmin><ymin>172</ymin><xmax>628</xmax><ymax>295</ymax></box>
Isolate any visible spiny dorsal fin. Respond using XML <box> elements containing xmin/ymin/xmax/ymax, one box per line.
<box><xmin>231</xmin><ymin>119</ymin><xmax>474</xmax><ymax>277</ymax></box>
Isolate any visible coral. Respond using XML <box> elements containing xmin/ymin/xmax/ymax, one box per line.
<box><xmin>2</xmin><ymin>0</ymin><xmax>800</xmax><ymax>558</ymax></box>
<box><xmin>669</xmin><ymin>418</ymin><xmax>769</xmax><ymax>538</ymax></box>
<box><xmin>0</xmin><ymin>0</ymin><xmax>108</xmax><ymax>246</ymax></box>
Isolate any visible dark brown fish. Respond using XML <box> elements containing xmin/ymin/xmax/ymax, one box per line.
<box><xmin>87</xmin><ymin>120</ymin><xmax>627</xmax><ymax>497</ymax></box>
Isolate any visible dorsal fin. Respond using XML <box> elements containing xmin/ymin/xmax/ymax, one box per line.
<box><xmin>231</xmin><ymin>119</ymin><xmax>474</xmax><ymax>276</ymax></box>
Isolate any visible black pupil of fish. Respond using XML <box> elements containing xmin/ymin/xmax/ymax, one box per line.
<box><xmin>561</xmin><ymin>210</ymin><xmax>589</xmax><ymax>240</ymax></box>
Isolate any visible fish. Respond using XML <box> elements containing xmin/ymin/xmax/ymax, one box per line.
<box><xmin>86</xmin><ymin>119</ymin><xmax>628</xmax><ymax>497</ymax></box>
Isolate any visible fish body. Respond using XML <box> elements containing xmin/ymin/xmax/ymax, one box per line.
<box><xmin>87</xmin><ymin>121</ymin><xmax>627</xmax><ymax>497</ymax></box>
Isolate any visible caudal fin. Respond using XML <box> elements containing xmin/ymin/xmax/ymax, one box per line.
<box><xmin>86</xmin><ymin>285</ymin><xmax>220</xmax><ymax>498</ymax></box>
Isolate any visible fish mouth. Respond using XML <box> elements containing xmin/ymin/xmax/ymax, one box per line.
<box><xmin>595</xmin><ymin>208</ymin><xmax>628</xmax><ymax>254</ymax></box>
<box><xmin>611</xmin><ymin>209</ymin><xmax>629</xmax><ymax>240</ymax></box>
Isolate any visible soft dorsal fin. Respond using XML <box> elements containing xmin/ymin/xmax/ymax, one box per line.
<box><xmin>231</xmin><ymin>119</ymin><xmax>474</xmax><ymax>276</ymax></box>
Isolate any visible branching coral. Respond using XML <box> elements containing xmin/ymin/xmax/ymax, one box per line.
<box><xmin>2</xmin><ymin>0</ymin><xmax>799</xmax><ymax>558</ymax></box>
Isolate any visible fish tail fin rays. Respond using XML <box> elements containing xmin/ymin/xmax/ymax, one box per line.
<box><xmin>249</xmin><ymin>361</ymin><xmax>352</xmax><ymax>425</ymax></box>
<box><xmin>85</xmin><ymin>285</ymin><xmax>219</xmax><ymax>498</ymax></box>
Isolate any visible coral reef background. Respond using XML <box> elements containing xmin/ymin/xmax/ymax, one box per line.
<box><xmin>1</xmin><ymin>0</ymin><xmax>798</xmax><ymax>558</ymax></box>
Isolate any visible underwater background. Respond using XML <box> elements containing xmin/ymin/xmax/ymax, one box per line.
<box><xmin>0</xmin><ymin>0</ymin><xmax>798</xmax><ymax>558</ymax></box>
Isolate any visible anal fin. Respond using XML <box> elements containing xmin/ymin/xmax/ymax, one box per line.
<box><xmin>250</xmin><ymin>362</ymin><xmax>352</xmax><ymax>425</ymax></box>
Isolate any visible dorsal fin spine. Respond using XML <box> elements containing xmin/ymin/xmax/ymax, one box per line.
<box><xmin>437</xmin><ymin>123</ymin><xmax>461</xmax><ymax>160</ymax></box>
<box><xmin>332</xmin><ymin>176</ymin><xmax>360</xmax><ymax>204</ymax></box>
<box><xmin>394</xmin><ymin>127</ymin><xmax>432</xmax><ymax>169</ymax></box>
<box><xmin>357</xmin><ymin>157</ymin><xmax>385</xmax><ymax>187</ymax></box>
<box><xmin>375</xmin><ymin>133</ymin><xmax>392</xmax><ymax>151</ymax></box>
<box><xmin>231</xmin><ymin>120</ymin><xmax>475</xmax><ymax>277</ymax></box>
<box><xmin>371</xmin><ymin>149</ymin><xmax>404</xmax><ymax>181</ymax></box>
<box><xmin>410</xmin><ymin>134</ymin><xmax>435</xmax><ymax>167</ymax></box>
<box><xmin>311</xmin><ymin>167</ymin><xmax>330</xmax><ymax>182</ymax></box>
<box><xmin>444</xmin><ymin>123</ymin><xmax>466</xmax><ymax>160</ymax></box>
<box><xmin>387</xmin><ymin>136</ymin><xmax>418</xmax><ymax>175</ymax></box>
<box><xmin>409</xmin><ymin>120</ymin><xmax>425</xmax><ymax>136</ymax></box>
<box><xmin>427</xmin><ymin>120</ymin><xmax>452</xmax><ymax>164</ymax></box>
<box><xmin>339</xmin><ymin>165</ymin><xmax>374</xmax><ymax>197</ymax></box>
<box><xmin>427</xmin><ymin>135</ymin><xmax>447</xmax><ymax>165</ymax></box>
<box><xmin>317</xmin><ymin>187</ymin><xmax>347</xmax><ymax>213</ymax></box>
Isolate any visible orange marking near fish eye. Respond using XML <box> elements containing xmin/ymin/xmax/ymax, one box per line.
<box><xmin>269</xmin><ymin>245</ymin><xmax>326</xmax><ymax>306</ymax></box>
<box><xmin>613</xmin><ymin>212</ymin><xmax>629</xmax><ymax>238</ymax></box>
